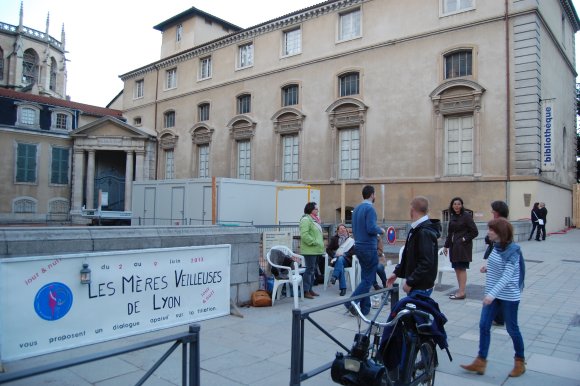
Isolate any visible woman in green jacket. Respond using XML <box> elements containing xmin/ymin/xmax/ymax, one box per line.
<box><xmin>300</xmin><ymin>202</ymin><xmax>325</xmax><ymax>299</ymax></box>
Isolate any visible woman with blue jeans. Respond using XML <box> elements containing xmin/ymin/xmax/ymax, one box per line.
<box><xmin>327</xmin><ymin>224</ymin><xmax>354</xmax><ymax>296</ymax></box>
<box><xmin>461</xmin><ymin>218</ymin><xmax>526</xmax><ymax>378</ymax></box>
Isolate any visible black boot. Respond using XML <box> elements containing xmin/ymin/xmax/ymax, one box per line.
<box><xmin>339</xmin><ymin>288</ymin><xmax>347</xmax><ymax>296</ymax></box>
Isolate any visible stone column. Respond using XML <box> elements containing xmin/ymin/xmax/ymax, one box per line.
<box><xmin>86</xmin><ymin>150</ymin><xmax>96</xmax><ymax>210</ymax></box>
<box><xmin>72</xmin><ymin>149</ymin><xmax>84</xmax><ymax>211</ymax></box>
<box><xmin>135</xmin><ymin>150</ymin><xmax>145</xmax><ymax>182</ymax></box>
<box><xmin>125</xmin><ymin>151</ymin><xmax>134</xmax><ymax>211</ymax></box>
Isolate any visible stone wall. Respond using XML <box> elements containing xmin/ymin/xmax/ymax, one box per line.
<box><xmin>0</xmin><ymin>225</ymin><xmax>260</xmax><ymax>305</ymax></box>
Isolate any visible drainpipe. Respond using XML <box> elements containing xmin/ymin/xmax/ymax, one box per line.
<box><xmin>154</xmin><ymin>66</ymin><xmax>159</xmax><ymax>179</ymax></box>
<box><xmin>505</xmin><ymin>0</ymin><xmax>511</xmax><ymax>205</ymax></box>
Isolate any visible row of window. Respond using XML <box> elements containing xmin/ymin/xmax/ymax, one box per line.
<box><xmin>12</xmin><ymin>197</ymin><xmax>69</xmax><ymax>214</ymax></box>
<box><xmin>15</xmin><ymin>142</ymin><xmax>70</xmax><ymax>185</ymax></box>
<box><xmin>151</xmin><ymin>48</ymin><xmax>472</xmax><ymax>129</ymax></box>
<box><xmin>15</xmin><ymin>104</ymin><xmax>73</xmax><ymax>130</ymax></box>
<box><xmin>134</xmin><ymin>0</ymin><xmax>475</xmax><ymax>99</ymax></box>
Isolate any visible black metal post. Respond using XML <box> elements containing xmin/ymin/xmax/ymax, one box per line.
<box><xmin>289</xmin><ymin>308</ymin><xmax>302</xmax><ymax>386</ymax></box>
<box><xmin>189</xmin><ymin>324</ymin><xmax>201</xmax><ymax>386</ymax></box>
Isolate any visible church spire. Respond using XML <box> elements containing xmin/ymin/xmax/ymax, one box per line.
<box><xmin>18</xmin><ymin>1</ymin><xmax>24</xmax><ymax>28</ymax></box>
<box><xmin>45</xmin><ymin>12</ymin><xmax>50</xmax><ymax>35</ymax></box>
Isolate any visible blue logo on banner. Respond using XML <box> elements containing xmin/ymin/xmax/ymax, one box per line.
<box><xmin>34</xmin><ymin>282</ymin><xmax>73</xmax><ymax>321</ymax></box>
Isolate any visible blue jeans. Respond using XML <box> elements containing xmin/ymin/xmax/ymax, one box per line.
<box><xmin>375</xmin><ymin>263</ymin><xmax>387</xmax><ymax>287</ymax></box>
<box><xmin>303</xmin><ymin>255</ymin><xmax>319</xmax><ymax>292</ymax></box>
<box><xmin>347</xmin><ymin>248</ymin><xmax>378</xmax><ymax>316</ymax></box>
<box><xmin>332</xmin><ymin>256</ymin><xmax>348</xmax><ymax>289</ymax></box>
<box><xmin>408</xmin><ymin>288</ymin><xmax>433</xmax><ymax>297</ymax></box>
<box><xmin>478</xmin><ymin>299</ymin><xmax>524</xmax><ymax>359</ymax></box>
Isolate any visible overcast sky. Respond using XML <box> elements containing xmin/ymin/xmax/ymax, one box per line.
<box><xmin>1</xmin><ymin>0</ymin><xmax>580</xmax><ymax>107</ymax></box>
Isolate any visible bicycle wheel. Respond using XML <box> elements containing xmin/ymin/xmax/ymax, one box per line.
<box><xmin>403</xmin><ymin>339</ymin><xmax>436</xmax><ymax>386</ymax></box>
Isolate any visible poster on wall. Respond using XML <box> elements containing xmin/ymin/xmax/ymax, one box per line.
<box><xmin>541</xmin><ymin>99</ymin><xmax>555</xmax><ymax>172</ymax></box>
<box><xmin>0</xmin><ymin>245</ymin><xmax>231</xmax><ymax>361</ymax></box>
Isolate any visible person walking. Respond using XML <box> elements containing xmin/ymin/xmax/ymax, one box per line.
<box><xmin>299</xmin><ymin>202</ymin><xmax>325</xmax><ymax>299</ymax></box>
<box><xmin>346</xmin><ymin>185</ymin><xmax>385</xmax><ymax>316</ymax></box>
<box><xmin>483</xmin><ymin>200</ymin><xmax>509</xmax><ymax>326</ymax></box>
<box><xmin>461</xmin><ymin>218</ymin><xmax>526</xmax><ymax>378</ymax></box>
<box><xmin>528</xmin><ymin>202</ymin><xmax>541</xmax><ymax>241</ymax></box>
<box><xmin>537</xmin><ymin>202</ymin><xmax>547</xmax><ymax>241</ymax></box>
<box><xmin>326</xmin><ymin>224</ymin><xmax>355</xmax><ymax>296</ymax></box>
<box><xmin>444</xmin><ymin>197</ymin><xmax>479</xmax><ymax>300</ymax></box>
<box><xmin>386</xmin><ymin>196</ymin><xmax>440</xmax><ymax>297</ymax></box>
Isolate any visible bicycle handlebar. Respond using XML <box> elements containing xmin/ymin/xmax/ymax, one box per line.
<box><xmin>349</xmin><ymin>301</ymin><xmax>434</xmax><ymax>329</ymax></box>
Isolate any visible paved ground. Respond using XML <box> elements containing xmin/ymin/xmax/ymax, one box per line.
<box><xmin>1</xmin><ymin>229</ymin><xmax>579</xmax><ymax>385</ymax></box>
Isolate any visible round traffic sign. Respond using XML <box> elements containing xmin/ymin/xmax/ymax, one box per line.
<box><xmin>386</xmin><ymin>226</ymin><xmax>396</xmax><ymax>244</ymax></box>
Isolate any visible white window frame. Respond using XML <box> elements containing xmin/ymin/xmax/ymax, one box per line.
<box><xmin>339</xmin><ymin>128</ymin><xmax>360</xmax><ymax>180</ymax></box>
<box><xmin>165</xmin><ymin>149</ymin><xmax>175</xmax><ymax>179</ymax></box>
<box><xmin>444</xmin><ymin>115</ymin><xmax>473</xmax><ymax>176</ymax></box>
<box><xmin>176</xmin><ymin>24</ymin><xmax>183</xmax><ymax>42</ymax></box>
<box><xmin>164</xmin><ymin>111</ymin><xmax>176</xmax><ymax>128</ymax></box>
<box><xmin>282</xmin><ymin>84</ymin><xmax>299</xmax><ymax>106</ymax></box>
<box><xmin>50</xmin><ymin>109</ymin><xmax>73</xmax><ymax>131</ymax></box>
<box><xmin>237</xmin><ymin>42</ymin><xmax>254</xmax><ymax>69</ymax></box>
<box><xmin>13</xmin><ymin>197</ymin><xmax>37</xmax><ymax>213</ymax></box>
<box><xmin>198</xmin><ymin>144</ymin><xmax>209</xmax><ymax>178</ymax></box>
<box><xmin>282</xmin><ymin>27</ymin><xmax>302</xmax><ymax>57</ymax></box>
<box><xmin>199</xmin><ymin>56</ymin><xmax>212</xmax><ymax>80</ymax></box>
<box><xmin>339</xmin><ymin>72</ymin><xmax>360</xmax><ymax>97</ymax></box>
<box><xmin>237</xmin><ymin>94</ymin><xmax>251</xmax><ymax>114</ymax></box>
<box><xmin>198</xmin><ymin>103</ymin><xmax>210</xmax><ymax>122</ymax></box>
<box><xmin>338</xmin><ymin>8</ymin><xmax>361</xmax><ymax>42</ymax></box>
<box><xmin>16</xmin><ymin>103</ymin><xmax>40</xmax><ymax>128</ymax></box>
<box><xmin>441</xmin><ymin>0</ymin><xmax>475</xmax><ymax>16</ymax></box>
<box><xmin>134</xmin><ymin>79</ymin><xmax>144</xmax><ymax>99</ymax></box>
<box><xmin>165</xmin><ymin>68</ymin><xmax>177</xmax><ymax>90</ymax></box>
<box><xmin>237</xmin><ymin>140</ymin><xmax>251</xmax><ymax>179</ymax></box>
<box><xmin>444</xmin><ymin>50</ymin><xmax>473</xmax><ymax>79</ymax></box>
<box><xmin>282</xmin><ymin>135</ymin><xmax>299</xmax><ymax>181</ymax></box>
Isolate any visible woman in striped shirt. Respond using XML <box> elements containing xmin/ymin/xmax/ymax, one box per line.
<box><xmin>461</xmin><ymin>218</ymin><xmax>526</xmax><ymax>378</ymax></box>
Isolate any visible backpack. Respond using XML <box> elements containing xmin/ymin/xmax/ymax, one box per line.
<box><xmin>251</xmin><ymin>290</ymin><xmax>272</xmax><ymax>307</ymax></box>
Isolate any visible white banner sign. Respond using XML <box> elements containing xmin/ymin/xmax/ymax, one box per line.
<box><xmin>541</xmin><ymin>99</ymin><xmax>555</xmax><ymax>171</ymax></box>
<box><xmin>0</xmin><ymin>245</ymin><xmax>231</xmax><ymax>361</ymax></box>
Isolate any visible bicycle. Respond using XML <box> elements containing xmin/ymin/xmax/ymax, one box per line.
<box><xmin>330</xmin><ymin>292</ymin><xmax>451</xmax><ymax>386</ymax></box>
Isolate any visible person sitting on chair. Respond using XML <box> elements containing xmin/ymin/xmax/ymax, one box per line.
<box><xmin>326</xmin><ymin>224</ymin><xmax>355</xmax><ymax>296</ymax></box>
<box><xmin>269</xmin><ymin>247</ymin><xmax>302</xmax><ymax>280</ymax></box>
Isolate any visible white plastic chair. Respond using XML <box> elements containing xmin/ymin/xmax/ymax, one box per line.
<box><xmin>266</xmin><ymin>245</ymin><xmax>305</xmax><ymax>308</ymax></box>
<box><xmin>323</xmin><ymin>253</ymin><xmax>360</xmax><ymax>293</ymax></box>
<box><xmin>437</xmin><ymin>247</ymin><xmax>455</xmax><ymax>286</ymax></box>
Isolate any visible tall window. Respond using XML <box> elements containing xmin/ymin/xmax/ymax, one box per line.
<box><xmin>198</xmin><ymin>103</ymin><xmax>210</xmax><ymax>122</ymax></box>
<box><xmin>442</xmin><ymin>0</ymin><xmax>474</xmax><ymax>14</ymax></box>
<box><xmin>165</xmin><ymin>150</ymin><xmax>175</xmax><ymax>179</ymax></box>
<box><xmin>134</xmin><ymin>79</ymin><xmax>144</xmax><ymax>98</ymax></box>
<box><xmin>444</xmin><ymin>50</ymin><xmax>472</xmax><ymax>79</ymax></box>
<box><xmin>282</xmin><ymin>84</ymin><xmax>299</xmax><ymax>106</ymax></box>
<box><xmin>283</xmin><ymin>28</ymin><xmax>301</xmax><ymax>56</ymax></box>
<box><xmin>164</xmin><ymin>111</ymin><xmax>175</xmax><ymax>128</ymax></box>
<box><xmin>165</xmin><ymin>68</ymin><xmax>177</xmax><ymax>89</ymax></box>
<box><xmin>445</xmin><ymin>115</ymin><xmax>473</xmax><ymax>175</ymax></box>
<box><xmin>198</xmin><ymin>144</ymin><xmax>209</xmax><ymax>177</ymax></box>
<box><xmin>339</xmin><ymin>129</ymin><xmax>360</xmax><ymax>179</ymax></box>
<box><xmin>20</xmin><ymin>107</ymin><xmax>37</xmax><ymax>126</ymax></box>
<box><xmin>176</xmin><ymin>24</ymin><xmax>183</xmax><ymax>42</ymax></box>
<box><xmin>339</xmin><ymin>8</ymin><xmax>361</xmax><ymax>41</ymax></box>
<box><xmin>282</xmin><ymin>135</ymin><xmax>299</xmax><ymax>181</ymax></box>
<box><xmin>14</xmin><ymin>198</ymin><xmax>36</xmax><ymax>213</ymax></box>
<box><xmin>16</xmin><ymin>143</ymin><xmax>37</xmax><ymax>183</ymax></box>
<box><xmin>339</xmin><ymin>72</ymin><xmax>360</xmax><ymax>97</ymax></box>
<box><xmin>55</xmin><ymin>113</ymin><xmax>69</xmax><ymax>130</ymax></box>
<box><xmin>238</xmin><ymin>43</ymin><xmax>254</xmax><ymax>68</ymax></box>
<box><xmin>199</xmin><ymin>56</ymin><xmax>212</xmax><ymax>79</ymax></box>
<box><xmin>237</xmin><ymin>140</ymin><xmax>251</xmax><ymax>179</ymax></box>
<box><xmin>51</xmin><ymin>147</ymin><xmax>69</xmax><ymax>185</ymax></box>
<box><xmin>0</xmin><ymin>47</ymin><xmax>4</xmax><ymax>80</ymax></box>
<box><xmin>49</xmin><ymin>57</ymin><xmax>57</xmax><ymax>91</ymax></box>
<box><xmin>237</xmin><ymin>94</ymin><xmax>251</xmax><ymax>114</ymax></box>
<box><xmin>22</xmin><ymin>49</ymin><xmax>38</xmax><ymax>85</ymax></box>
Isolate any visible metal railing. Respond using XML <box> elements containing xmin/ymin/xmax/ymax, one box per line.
<box><xmin>289</xmin><ymin>286</ymin><xmax>400</xmax><ymax>385</ymax></box>
<box><xmin>0</xmin><ymin>324</ymin><xmax>201</xmax><ymax>386</ymax></box>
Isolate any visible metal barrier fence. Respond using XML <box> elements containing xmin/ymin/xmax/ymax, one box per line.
<box><xmin>289</xmin><ymin>286</ymin><xmax>400</xmax><ymax>386</ymax></box>
<box><xmin>0</xmin><ymin>324</ymin><xmax>201</xmax><ymax>386</ymax></box>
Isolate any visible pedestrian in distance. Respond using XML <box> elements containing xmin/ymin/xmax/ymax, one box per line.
<box><xmin>386</xmin><ymin>196</ymin><xmax>441</xmax><ymax>297</ymax></box>
<box><xmin>444</xmin><ymin>197</ymin><xmax>479</xmax><ymax>300</ymax></box>
<box><xmin>461</xmin><ymin>218</ymin><xmax>526</xmax><ymax>378</ymax></box>
<box><xmin>326</xmin><ymin>223</ymin><xmax>355</xmax><ymax>296</ymax></box>
<box><xmin>299</xmin><ymin>202</ymin><xmax>325</xmax><ymax>299</ymax></box>
<box><xmin>346</xmin><ymin>185</ymin><xmax>385</xmax><ymax>316</ymax></box>
<box><xmin>537</xmin><ymin>202</ymin><xmax>547</xmax><ymax>241</ymax></box>
<box><xmin>483</xmin><ymin>200</ymin><xmax>509</xmax><ymax>326</ymax></box>
<box><xmin>528</xmin><ymin>202</ymin><xmax>541</xmax><ymax>241</ymax></box>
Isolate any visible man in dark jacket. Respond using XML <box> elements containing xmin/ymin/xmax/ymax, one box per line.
<box><xmin>538</xmin><ymin>202</ymin><xmax>547</xmax><ymax>241</ymax></box>
<box><xmin>387</xmin><ymin>196</ymin><xmax>441</xmax><ymax>296</ymax></box>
